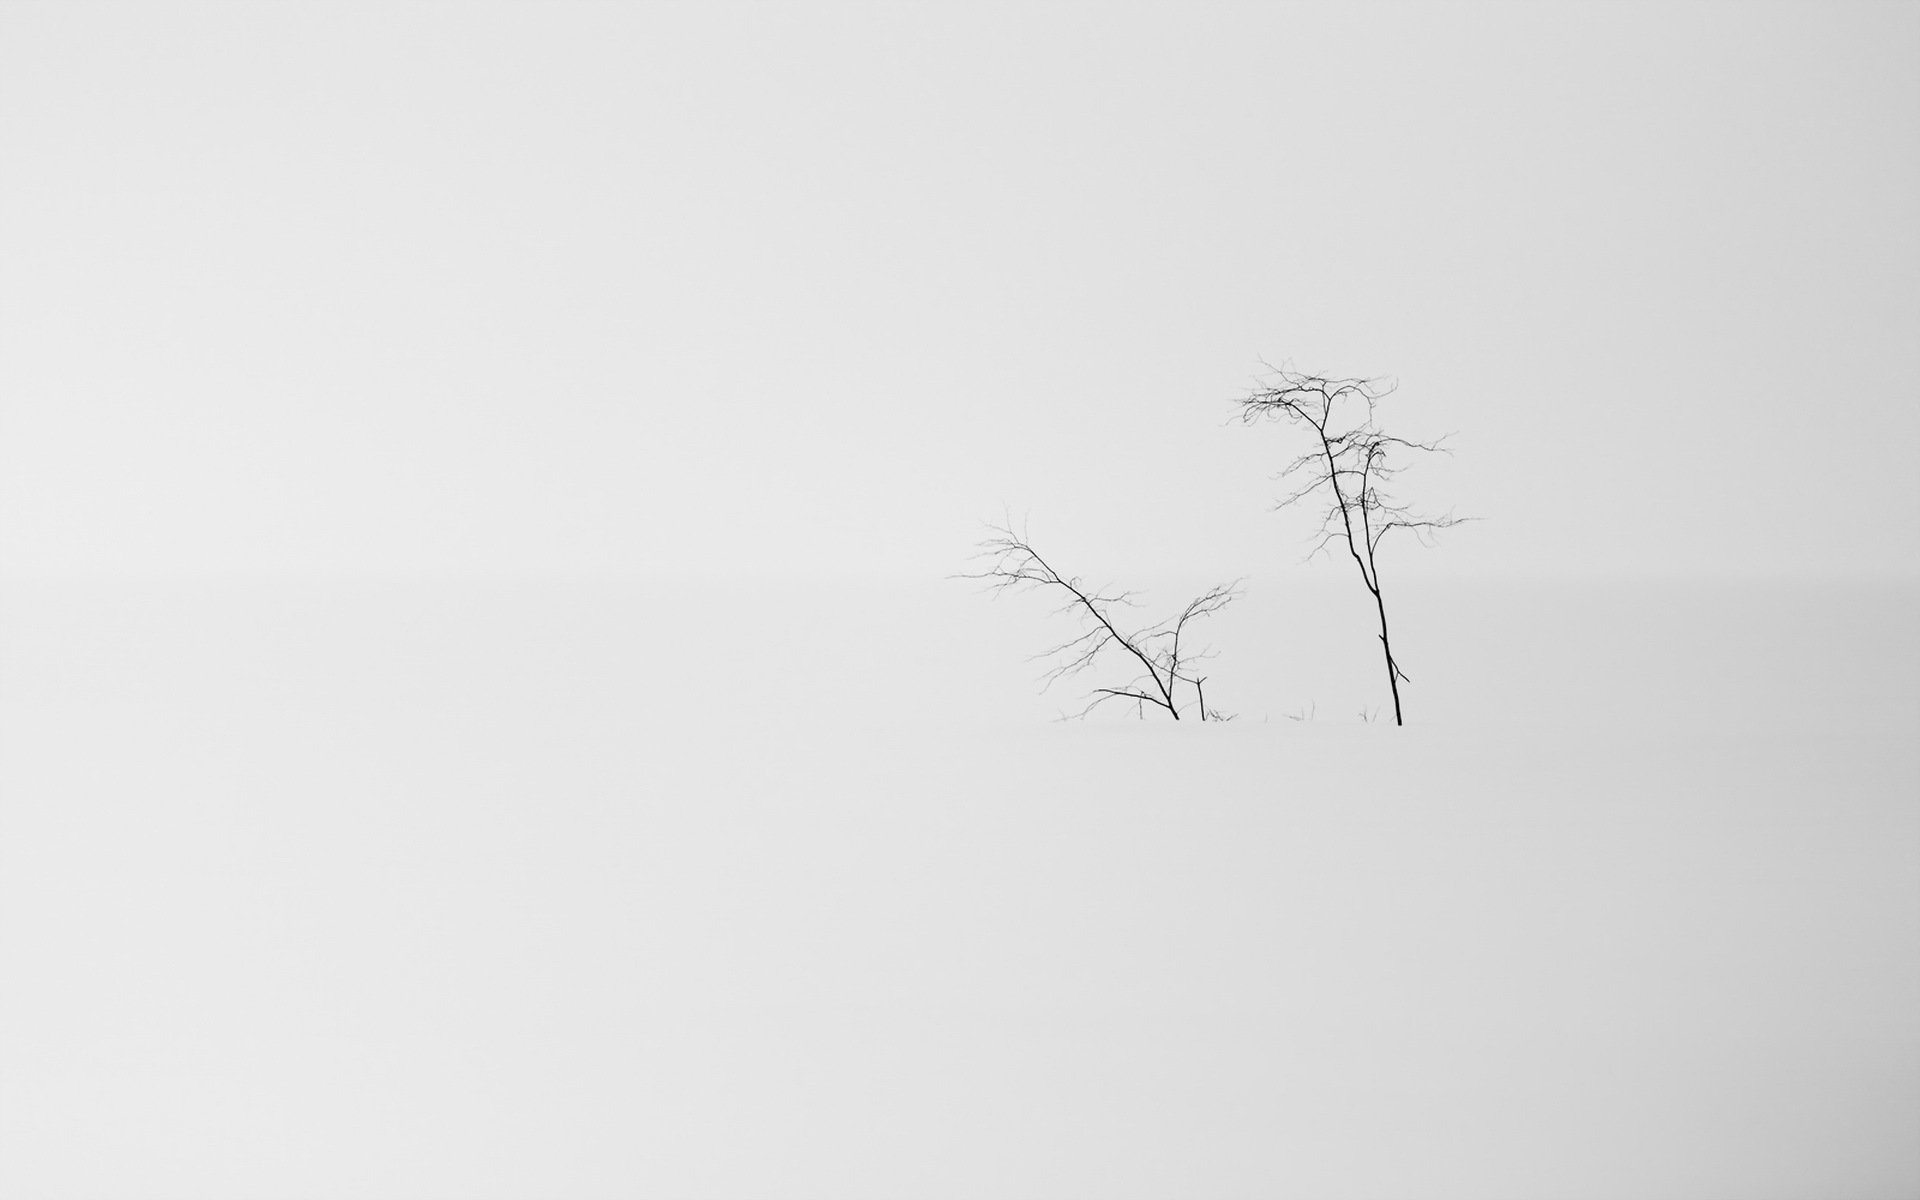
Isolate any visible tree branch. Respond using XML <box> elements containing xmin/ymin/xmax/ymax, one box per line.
<box><xmin>961</xmin><ymin>524</ymin><xmax>1239</xmax><ymax>721</ymax></box>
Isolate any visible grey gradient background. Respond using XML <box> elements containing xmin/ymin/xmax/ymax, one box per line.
<box><xmin>4</xmin><ymin>0</ymin><xmax>1916</xmax><ymax>582</ymax></box>
<box><xmin>3</xmin><ymin>3</ymin><xmax>1918</xmax><ymax>1198</ymax></box>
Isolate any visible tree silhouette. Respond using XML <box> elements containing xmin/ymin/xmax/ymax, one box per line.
<box><xmin>1235</xmin><ymin>367</ymin><xmax>1466</xmax><ymax>725</ymax></box>
<box><xmin>963</xmin><ymin>523</ymin><xmax>1238</xmax><ymax>720</ymax></box>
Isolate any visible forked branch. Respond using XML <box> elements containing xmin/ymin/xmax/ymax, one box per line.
<box><xmin>961</xmin><ymin>523</ymin><xmax>1240</xmax><ymax>721</ymax></box>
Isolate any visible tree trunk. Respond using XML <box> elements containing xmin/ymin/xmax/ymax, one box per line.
<box><xmin>1373</xmin><ymin>592</ymin><xmax>1404</xmax><ymax>726</ymax></box>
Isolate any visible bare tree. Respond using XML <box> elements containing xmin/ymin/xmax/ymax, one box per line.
<box><xmin>962</xmin><ymin>523</ymin><xmax>1239</xmax><ymax>721</ymax></box>
<box><xmin>1234</xmin><ymin>367</ymin><xmax>1466</xmax><ymax>726</ymax></box>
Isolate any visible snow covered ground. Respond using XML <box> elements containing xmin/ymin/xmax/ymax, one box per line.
<box><xmin>2</xmin><ymin>575</ymin><xmax>1915</xmax><ymax>1198</ymax></box>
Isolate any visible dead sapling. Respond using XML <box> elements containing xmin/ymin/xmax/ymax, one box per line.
<box><xmin>1234</xmin><ymin>366</ymin><xmax>1469</xmax><ymax>726</ymax></box>
<box><xmin>962</xmin><ymin>523</ymin><xmax>1240</xmax><ymax>720</ymax></box>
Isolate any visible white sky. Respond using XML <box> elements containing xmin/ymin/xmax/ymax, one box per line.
<box><xmin>3</xmin><ymin>1</ymin><xmax>1915</xmax><ymax>580</ymax></box>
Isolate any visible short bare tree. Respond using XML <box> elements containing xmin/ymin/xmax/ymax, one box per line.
<box><xmin>1235</xmin><ymin>367</ymin><xmax>1466</xmax><ymax>726</ymax></box>
<box><xmin>963</xmin><ymin>523</ymin><xmax>1239</xmax><ymax>720</ymax></box>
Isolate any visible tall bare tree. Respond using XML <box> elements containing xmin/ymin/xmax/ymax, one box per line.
<box><xmin>963</xmin><ymin>523</ymin><xmax>1239</xmax><ymax>720</ymax></box>
<box><xmin>1235</xmin><ymin>368</ymin><xmax>1465</xmax><ymax>725</ymax></box>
